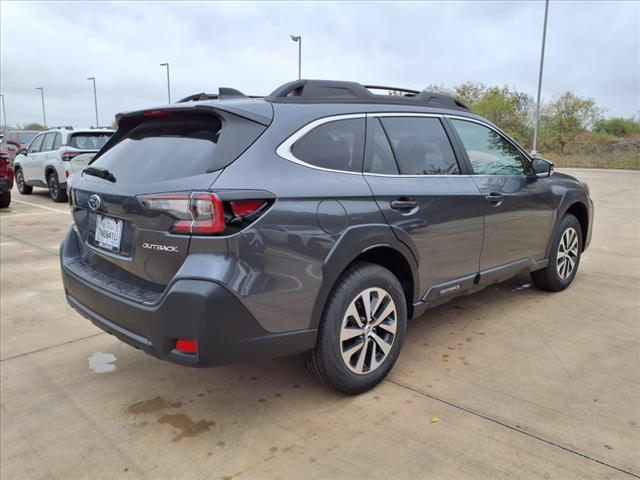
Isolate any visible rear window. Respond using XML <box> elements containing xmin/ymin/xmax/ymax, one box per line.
<box><xmin>90</xmin><ymin>112</ymin><xmax>264</xmax><ymax>185</ymax></box>
<box><xmin>68</xmin><ymin>132</ymin><xmax>113</xmax><ymax>150</ymax></box>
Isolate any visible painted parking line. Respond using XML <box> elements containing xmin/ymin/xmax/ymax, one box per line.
<box><xmin>9</xmin><ymin>199</ymin><xmax>70</xmax><ymax>214</ymax></box>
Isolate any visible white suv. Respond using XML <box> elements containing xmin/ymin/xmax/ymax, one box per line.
<box><xmin>14</xmin><ymin>127</ymin><xmax>114</xmax><ymax>202</ymax></box>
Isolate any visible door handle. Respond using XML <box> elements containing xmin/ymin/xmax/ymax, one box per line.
<box><xmin>390</xmin><ymin>198</ymin><xmax>418</xmax><ymax>211</ymax></box>
<box><xmin>485</xmin><ymin>193</ymin><xmax>504</xmax><ymax>204</ymax></box>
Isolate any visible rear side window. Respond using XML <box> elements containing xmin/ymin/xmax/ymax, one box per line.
<box><xmin>91</xmin><ymin>112</ymin><xmax>265</xmax><ymax>185</ymax></box>
<box><xmin>291</xmin><ymin>118</ymin><xmax>365</xmax><ymax>172</ymax></box>
<box><xmin>380</xmin><ymin>117</ymin><xmax>459</xmax><ymax>175</ymax></box>
<box><xmin>68</xmin><ymin>132</ymin><xmax>113</xmax><ymax>150</ymax></box>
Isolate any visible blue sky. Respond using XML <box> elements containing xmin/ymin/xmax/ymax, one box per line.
<box><xmin>1</xmin><ymin>1</ymin><xmax>638</xmax><ymax>127</ymax></box>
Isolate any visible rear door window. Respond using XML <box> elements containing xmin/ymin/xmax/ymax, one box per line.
<box><xmin>41</xmin><ymin>132</ymin><xmax>56</xmax><ymax>152</ymax></box>
<box><xmin>90</xmin><ymin>112</ymin><xmax>265</xmax><ymax>185</ymax></box>
<box><xmin>291</xmin><ymin>118</ymin><xmax>365</xmax><ymax>172</ymax></box>
<box><xmin>368</xmin><ymin>118</ymin><xmax>399</xmax><ymax>175</ymax></box>
<box><xmin>379</xmin><ymin>117</ymin><xmax>460</xmax><ymax>175</ymax></box>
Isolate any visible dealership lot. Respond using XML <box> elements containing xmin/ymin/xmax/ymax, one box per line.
<box><xmin>1</xmin><ymin>169</ymin><xmax>638</xmax><ymax>479</ymax></box>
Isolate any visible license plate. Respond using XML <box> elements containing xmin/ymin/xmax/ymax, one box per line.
<box><xmin>95</xmin><ymin>215</ymin><xmax>123</xmax><ymax>253</ymax></box>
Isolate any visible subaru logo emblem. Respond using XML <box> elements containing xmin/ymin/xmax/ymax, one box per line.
<box><xmin>88</xmin><ymin>194</ymin><xmax>101</xmax><ymax>211</ymax></box>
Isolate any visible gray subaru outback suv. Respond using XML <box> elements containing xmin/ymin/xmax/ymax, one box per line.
<box><xmin>61</xmin><ymin>80</ymin><xmax>593</xmax><ymax>394</ymax></box>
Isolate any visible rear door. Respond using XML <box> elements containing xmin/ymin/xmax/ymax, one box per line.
<box><xmin>448</xmin><ymin>118</ymin><xmax>555</xmax><ymax>274</ymax></box>
<box><xmin>37</xmin><ymin>132</ymin><xmax>57</xmax><ymax>182</ymax></box>
<box><xmin>68</xmin><ymin>108</ymin><xmax>267</xmax><ymax>290</ymax></box>
<box><xmin>363</xmin><ymin>114</ymin><xmax>484</xmax><ymax>302</ymax></box>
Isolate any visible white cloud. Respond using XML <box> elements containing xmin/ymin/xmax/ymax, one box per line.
<box><xmin>1</xmin><ymin>0</ymin><xmax>638</xmax><ymax>127</ymax></box>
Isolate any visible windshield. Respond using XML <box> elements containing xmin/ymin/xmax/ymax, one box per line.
<box><xmin>68</xmin><ymin>132</ymin><xmax>113</xmax><ymax>150</ymax></box>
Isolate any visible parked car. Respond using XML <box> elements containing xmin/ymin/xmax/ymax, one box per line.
<box><xmin>14</xmin><ymin>127</ymin><xmax>114</xmax><ymax>202</ymax></box>
<box><xmin>0</xmin><ymin>144</ymin><xmax>14</xmax><ymax>208</ymax></box>
<box><xmin>60</xmin><ymin>80</ymin><xmax>593</xmax><ymax>394</ymax></box>
<box><xmin>1</xmin><ymin>130</ymin><xmax>39</xmax><ymax>163</ymax></box>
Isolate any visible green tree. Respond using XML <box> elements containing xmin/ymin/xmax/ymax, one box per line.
<box><xmin>538</xmin><ymin>92</ymin><xmax>601</xmax><ymax>153</ymax></box>
<box><xmin>593</xmin><ymin>117</ymin><xmax>640</xmax><ymax>137</ymax></box>
<box><xmin>23</xmin><ymin>123</ymin><xmax>45</xmax><ymax>131</ymax></box>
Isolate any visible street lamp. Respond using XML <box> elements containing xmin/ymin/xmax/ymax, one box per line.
<box><xmin>160</xmin><ymin>63</ymin><xmax>171</xmax><ymax>103</ymax></box>
<box><xmin>0</xmin><ymin>94</ymin><xmax>7</xmax><ymax>128</ymax></box>
<box><xmin>532</xmin><ymin>0</ymin><xmax>550</xmax><ymax>156</ymax></box>
<box><xmin>35</xmin><ymin>87</ymin><xmax>47</xmax><ymax>128</ymax></box>
<box><xmin>290</xmin><ymin>35</ymin><xmax>302</xmax><ymax>80</ymax></box>
<box><xmin>87</xmin><ymin>77</ymin><xmax>99</xmax><ymax>127</ymax></box>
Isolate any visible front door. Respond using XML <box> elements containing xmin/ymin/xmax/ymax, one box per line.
<box><xmin>363</xmin><ymin>115</ymin><xmax>484</xmax><ymax>302</ymax></box>
<box><xmin>22</xmin><ymin>133</ymin><xmax>46</xmax><ymax>182</ymax></box>
<box><xmin>448</xmin><ymin>118</ymin><xmax>555</xmax><ymax>273</ymax></box>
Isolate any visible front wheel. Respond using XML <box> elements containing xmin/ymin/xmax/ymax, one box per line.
<box><xmin>305</xmin><ymin>262</ymin><xmax>407</xmax><ymax>395</ymax></box>
<box><xmin>531</xmin><ymin>213</ymin><xmax>583</xmax><ymax>291</ymax></box>
<box><xmin>48</xmin><ymin>171</ymin><xmax>68</xmax><ymax>203</ymax></box>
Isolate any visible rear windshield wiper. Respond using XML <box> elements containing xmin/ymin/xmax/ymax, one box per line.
<box><xmin>83</xmin><ymin>166</ymin><xmax>116</xmax><ymax>183</ymax></box>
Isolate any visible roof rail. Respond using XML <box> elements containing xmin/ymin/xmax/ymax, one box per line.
<box><xmin>267</xmin><ymin>79</ymin><xmax>470</xmax><ymax>111</ymax></box>
<box><xmin>47</xmin><ymin>125</ymin><xmax>74</xmax><ymax>130</ymax></box>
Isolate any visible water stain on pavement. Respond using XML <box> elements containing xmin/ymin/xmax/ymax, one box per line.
<box><xmin>128</xmin><ymin>396</ymin><xmax>169</xmax><ymax>414</ymax></box>
<box><xmin>88</xmin><ymin>352</ymin><xmax>117</xmax><ymax>373</ymax></box>
<box><xmin>158</xmin><ymin>413</ymin><xmax>215</xmax><ymax>442</ymax></box>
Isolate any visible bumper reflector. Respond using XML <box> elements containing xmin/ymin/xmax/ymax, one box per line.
<box><xmin>175</xmin><ymin>339</ymin><xmax>197</xmax><ymax>353</ymax></box>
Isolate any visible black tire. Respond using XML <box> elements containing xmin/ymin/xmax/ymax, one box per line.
<box><xmin>305</xmin><ymin>262</ymin><xmax>407</xmax><ymax>395</ymax></box>
<box><xmin>0</xmin><ymin>191</ymin><xmax>10</xmax><ymax>208</ymax></box>
<box><xmin>531</xmin><ymin>213</ymin><xmax>583</xmax><ymax>292</ymax></box>
<box><xmin>15</xmin><ymin>168</ymin><xmax>32</xmax><ymax>195</ymax></box>
<box><xmin>47</xmin><ymin>171</ymin><xmax>68</xmax><ymax>203</ymax></box>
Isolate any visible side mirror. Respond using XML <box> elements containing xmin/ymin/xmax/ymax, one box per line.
<box><xmin>18</xmin><ymin>148</ymin><xmax>28</xmax><ymax>156</ymax></box>
<box><xmin>531</xmin><ymin>157</ymin><xmax>554</xmax><ymax>178</ymax></box>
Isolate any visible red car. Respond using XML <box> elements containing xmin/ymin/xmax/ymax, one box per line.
<box><xmin>0</xmin><ymin>144</ymin><xmax>13</xmax><ymax>207</ymax></box>
<box><xmin>1</xmin><ymin>130</ymin><xmax>39</xmax><ymax>163</ymax></box>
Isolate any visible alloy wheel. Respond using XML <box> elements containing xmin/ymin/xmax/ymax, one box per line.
<box><xmin>557</xmin><ymin>227</ymin><xmax>579</xmax><ymax>279</ymax></box>
<box><xmin>340</xmin><ymin>287</ymin><xmax>397</xmax><ymax>375</ymax></box>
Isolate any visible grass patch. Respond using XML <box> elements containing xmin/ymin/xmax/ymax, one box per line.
<box><xmin>546</xmin><ymin>152</ymin><xmax>640</xmax><ymax>170</ymax></box>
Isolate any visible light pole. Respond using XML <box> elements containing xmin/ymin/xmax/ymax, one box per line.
<box><xmin>0</xmin><ymin>94</ymin><xmax>7</xmax><ymax>128</ymax></box>
<box><xmin>532</xmin><ymin>0</ymin><xmax>550</xmax><ymax>156</ymax></box>
<box><xmin>87</xmin><ymin>77</ymin><xmax>99</xmax><ymax>127</ymax></box>
<box><xmin>290</xmin><ymin>35</ymin><xmax>302</xmax><ymax>80</ymax></box>
<box><xmin>160</xmin><ymin>63</ymin><xmax>171</xmax><ymax>103</ymax></box>
<box><xmin>36</xmin><ymin>87</ymin><xmax>47</xmax><ymax>128</ymax></box>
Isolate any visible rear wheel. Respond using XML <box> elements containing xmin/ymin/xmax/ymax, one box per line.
<box><xmin>0</xmin><ymin>191</ymin><xmax>10</xmax><ymax>208</ymax></box>
<box><xmin>15</xmin><ymin>168</ymin><xmax>32</xmax><ymax>195</ymax></box>
<box><xmin>305</xmin><ymin>262</ymin><xmax>407</xmax><ymax>395</ymax></box>
<box><xmin>531</xmin><ymin>213</ymin><xmax>582</xmax><ymax>291</ymax></box>
<box><xmin>48</xmin><ymin>171</ymin><xmax>68</xmax><ymax>203</ymax></box>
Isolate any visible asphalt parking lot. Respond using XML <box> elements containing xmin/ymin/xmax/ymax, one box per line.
<box><xmin>1</xmin><ymin>168</ymin><xmax>638</xmax><ymax>479</ymax></box>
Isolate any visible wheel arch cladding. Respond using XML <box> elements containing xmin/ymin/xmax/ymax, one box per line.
<box><xmin>310</xmin><ymin>225</ymin><xmax>419</xmax><ymax>329</ymax></box>
<box><xmin>565</xmin><ymin>201</ymin><xmax>589</xmax><ymax>250</ymax></box>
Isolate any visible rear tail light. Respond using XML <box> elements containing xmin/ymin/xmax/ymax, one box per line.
<box><xmin>138</xmin><ymin>192</ymin><xmax>270</xmax><ymax>236</ymax></box>
<box><xmin>230</xmin><ymin>200</ymin><xmax>267</xmax><ymax>217</ymax></box>
<box><xmin>139</xmin><ymin>192</ymin><xmax>225</xmax><ymax>235</ymax></box>
<box><xmin>61</xmin><ymin>150</ymin><xmax>80</xmax><ymax>161</ymax></box>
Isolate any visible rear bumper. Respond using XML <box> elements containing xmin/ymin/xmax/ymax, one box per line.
<box><xmin>60</xmin><ymin>235</ymin><xmax>316</xmax><ymax>367</ymax></box>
